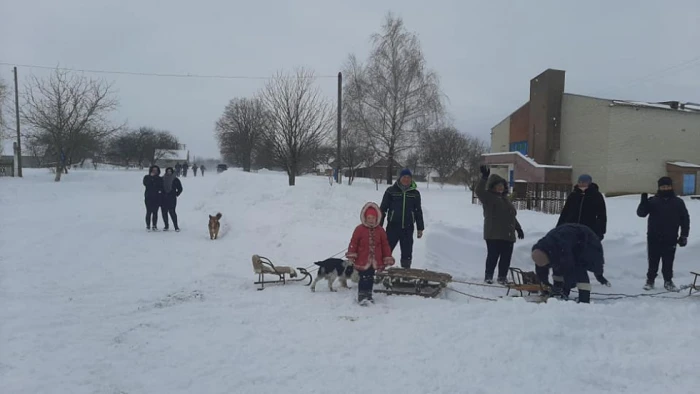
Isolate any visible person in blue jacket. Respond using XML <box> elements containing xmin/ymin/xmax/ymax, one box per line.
<box><xmin>531</xmin><ymin>223</ymin><xmax>608</xmax><ymax>303</ymax></box>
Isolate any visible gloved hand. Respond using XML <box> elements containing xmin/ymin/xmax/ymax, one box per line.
<box><xmin>417</xmin><ymin>230</ymin><xmax>423</xmax><ymax>239</ymax></box>
<box><xmin>595</xmin><ymin>273</ymin><xmax>611</xmax><ymax>287</ymax></box>
<box><xmin>641</xmin><ymin>193</ymin><xmax>648</xmax><ymax>202</ymax></box>
<box><xmin>479</xmin><ymin>165</ymin><xmax>490</xmax><ymax>179</ymax></box>
<box><xmin>516</xmin><ymin>228</ymin><xmax>524</xmax><ymax>240</ymax></box>
<box><xmin>678</xmin><ymin>237</ymin><xmax>688</xmax><ymax>247</ymax></box>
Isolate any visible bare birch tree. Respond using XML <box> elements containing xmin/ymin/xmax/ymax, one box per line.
<box><xmin>215</xmin><ymin>97</ymin><xmax>268</xmax><ymax>172</ymax></box>
<box><xmin>344</xmin><ymin>13</ymin><xmax>443</xmax><ymax>184</ymax></box>
<box><xmin>261</xmin><ymin>68</ymin><xmax>333</xmax><ymax>186</ymax></box>
<box><xmin>0</xmin><ymin>79</ymin><xmax>8</xmax><ymax>155</ymax></box>
<box><xmin>21</xmin><ymin>69</ymin><xmax>121</xmax><ymax>181</ymax></box>
<box><xmin>421</xmin><ymin>127</ymin><xmax>468</xmax><ymax>186</ymax></box>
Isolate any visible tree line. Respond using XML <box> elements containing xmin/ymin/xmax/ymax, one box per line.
<box><xmin>215</xmin><ymin>12</ymin><xmax>487</xmax><ymax>188</ymax></box>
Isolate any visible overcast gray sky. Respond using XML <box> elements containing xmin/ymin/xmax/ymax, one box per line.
<box><xmin>2</xmin><ymin>0</ymin><xmax>700</xmax><ymax>159</ymax></box>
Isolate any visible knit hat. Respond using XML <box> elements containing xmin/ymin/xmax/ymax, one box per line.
<box><xmin>531</xmin><ymin>249</ymin><xmax>550</xmax><ymax>267</ymax></box>
<box><xmin>360</xmin><ymin>202</ymin><xmax>381</xmax><ymax>228</ymax></box>
<box><xmin>399</xmin><ymin>168</ymin><xmax>412</xmax><ymax>178</ymax></box>
<box><xmin>578</xmin><ymin>174</ymin><xmax>592</xmax><ymax>184</ymax></box>
<box><xmin>364</xmin><ymin>206</ymin><xmax>378</xmax><ymax>218</ymax></box>
<box><xmin>657</xmin><ymin>176</ymin><xmax>673</xmax><ymax>187</ymax></box>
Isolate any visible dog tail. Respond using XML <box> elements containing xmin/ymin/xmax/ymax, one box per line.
<box><xmin>215</xmin><ymin>212</ymin><xmax>222</xmax><ymax>219</ymax></box>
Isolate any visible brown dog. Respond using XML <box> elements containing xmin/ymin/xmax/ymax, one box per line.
<box><xmin>208</xmin><ymin>213</ymin><xmax>222</xmax><ymax>240</ymax></box>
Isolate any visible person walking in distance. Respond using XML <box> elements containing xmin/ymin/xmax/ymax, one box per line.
<box><xmin>475</xmin><ymin>166</ymin><xmax>524</xmax><ymax>284</ymax></box>
<box><xmin>379</xmin><ymin>168</ymin><xmax>424</xmax><ymax>269</ymax></box>
<box><xmin>192</xmin><ymin>164</ymin><xmax>198</xmax><ymax>177</ymax></box>
<box><xmin>161</xmin><ymin>167</ymin><xmax>183</xmax><ymax>232</ymax></box>
<box><xmin>637</xmin><ymin>177</ymin><xmax>690</xmax><ymax>291</ymax></box>
<box><xmin>557</xmin><ymin>173</ymin><xmax>610</xmax><ymax>286</ymax></box>
<box><xmin>174</xmin><ymin>162</ymin><xmax>182</xmax><ymax>177</ymax></box>
<box><xmin>200</xmin><ymin>164</ymin><xmax>205</xmax><ymax>176</ymax></box>
<box><xmin>182</xmin><ymin>163</ymin><xmax>188</xmax><ymax>177</ymax></box>
<box><xmin>143</xmin><ymin>165</ymin><xmax>164</xmax><ymax>231</ymax></box>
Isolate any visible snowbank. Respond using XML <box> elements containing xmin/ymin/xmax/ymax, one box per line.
<box><xmin>1</xmin><ymin>169</ymin><xmax>698</xmax><ymax>394</ymax></box>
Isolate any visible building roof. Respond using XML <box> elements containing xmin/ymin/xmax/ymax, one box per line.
<box><xmin>667</xmin><ymin>161</ymin><xmax>700</xmax><ymax>169</ymax></box>
<box><xmin>155</xmin><ymin>149</ymin><xmax>189</xmax><ymax>161</ymax></box>
<box><xmin>482</xmin><ymin>151</ymin><xmax>572</xmax><ymax>169</ymax></box>
<box><xmin>611</xmin><ymin>100</ymin><xmax>700</xmax><ymax>114</ymax></box>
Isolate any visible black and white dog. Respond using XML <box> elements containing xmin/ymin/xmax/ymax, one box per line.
<box><xmin>310</xmin><ymin>258</ymin><xmax>360</xmax><ymax>292</ymax></box>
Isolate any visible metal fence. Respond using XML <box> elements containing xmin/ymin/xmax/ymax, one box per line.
<box><xmin>472</xmin><ymin>182</ymin><xmax>572</xmax><ymax>215</ymax></box>
<box><xmin>0</xmin><ymin>161</ymin><xmax>14</xmax><ymax>177</ymax></box>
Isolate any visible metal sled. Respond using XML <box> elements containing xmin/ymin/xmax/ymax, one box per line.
<box><xmin>505</xmin><ymin>267</ymin><xmax>546</xmax><ymax>297</ymax></box>
<box><xmin>374</xmin><ymin>268</ymin><xmax>452</xmax><ymax>298</ymax></box>
<box><xmin>252</xmin><ymin>255</ymin><xmax>313</xmax><ymax>290</ymax></box>
<box><xmin>690</xmin><ymin>271</ymin><xmax>700</xmax><ymax>296</ymax></box>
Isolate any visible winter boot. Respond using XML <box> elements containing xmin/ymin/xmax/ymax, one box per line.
<box><xmin>643</xmin><ymin>281</ymin><xmax>654</xmax><ymax>291</ymax></box>
<box><xmin>175</xmin><ymin>227</ymin><xmax>180</xmax><ymax>232</ymax></box>
<box><xmin>496</xmin><ymin>277</ymin><xmax>507</xmax><ymax>285</ymax></box>
<box><xmin>358</xmin><ymin>292</ymin><xmax>373</xmax><ymax>306</ymax></box>
<box><xmin>400</xmin><ymin>260</ymin><xmax>411</xmax><ymax>269</ymax></box>
<box><xmin>484</xmin><ymin>277</ymin><xmax>494</xmax><ymax>285</ymax></box>
<box><xmin>577</xmin><ymin>290</ymin><xmax>591</xmax><ymax>304</ymax></box>
<box><xmin>664</xmin><ymin>280</ymin><xmax>678</xmax><ymax>292</ymax></box>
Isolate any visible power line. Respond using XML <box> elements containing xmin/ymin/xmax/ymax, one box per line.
<box><xmin>0</xmin><ymin>62</ymin><xmax>338</xmax><ymax>80</ymax></box>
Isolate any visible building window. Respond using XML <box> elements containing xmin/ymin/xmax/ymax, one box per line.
<box><xmin>509</xmin><ymin>140</ymin><xmax>528</xmax><ymax>155</ymax></box>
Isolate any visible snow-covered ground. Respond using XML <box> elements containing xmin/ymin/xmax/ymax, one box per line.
<box><xmin>1</xmin><ymin>168</ymin><xmax>699</xmax><ymax>394</ymax></box>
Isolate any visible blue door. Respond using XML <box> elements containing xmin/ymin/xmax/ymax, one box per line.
<box><xmin>509</xmin><ymin>169</ymin><xmax>514</xmax><ymax>188</ymax></box>
<box><xmin>682</xmin><ymin>173</ymin><xmax>696</xmax><ymax>195</ymax></box>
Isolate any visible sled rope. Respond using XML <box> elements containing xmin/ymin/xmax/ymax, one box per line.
<box><xmin>446</xmin><ymin>286</ymin><xmax>498</xmax><ymax>302</ymax></box>
<box><xmin>450</xmin><ymin>279</ymin><xmax>505</xmax><ymax>289</ymax></box>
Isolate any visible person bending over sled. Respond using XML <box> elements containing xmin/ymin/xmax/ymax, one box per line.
<box><xmin>346</xmin><ymin>202</ymin><xmax>395</xmax><ymax>305</ymax></box>
<box><xmin>637</xmin><ymin>176</ymin><xmax>690</xmax><ymax>291</ymax></box>
<box><xmin>531</xmin><ymin>223</ymin><xmax>608</xmax><ymax>304</ymax></box>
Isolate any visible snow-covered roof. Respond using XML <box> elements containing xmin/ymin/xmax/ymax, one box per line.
<box><xmin>482</xmin><ymin>151</ymin><xmax>572</xmax><ymax>169</ymax></box>
<box><xmin>667</xmin><ymin>161</ymin><xmax>700</xmax><ymax>169</ymax></box>
<box><xmin>155</xmin><ymin>149</ymin><xmax>189</xmax><ymax>161</ymax></box>
<box><xmin>611</xmin><ymin>100</ymin><xmax>700</xmax><ymax>114</ymax></box>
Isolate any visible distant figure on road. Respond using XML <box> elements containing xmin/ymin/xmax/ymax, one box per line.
<box><xmin>200</xmin><ymin>165</ymin><xmax>205</xmax><ymax>177</ymax></box>
<box><xmin>192</xmin><ymin>164</ymin><xmax>198</xmax><ymax>177</ymax></box>
<box><xmin>182</xmin><ymin>162</ymin><xmax>188</xmax><ymax>177</ymax></box>
<box><xmin>174</xmin><ymin>163</ymin><xmax>182</xmax><ymax>177</ymax></box>
<box><xmin>143</xmin><ymin>165</ymin><xmax>163</xmax><ymax>231</ymax></box>
<box><xmin>161</xmin><ymin>167</ymin><xmax>183</xmax><ymax>232</ymax></box>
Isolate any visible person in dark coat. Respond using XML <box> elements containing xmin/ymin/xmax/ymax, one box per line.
<box><xmin>174</xmin><ymin>163</ymin><xmax>182</xmax><ymax>177</ymax></box>
<box><xmin>192</xmin><ymin>164</ymin><xmax>198</xmax><ymax>177</ymax></box>
<box><xmin>475</xmin><ymin>166</ymin><xmax>524</xmax><ymax>284</ymax></box>
<box><xmin>143</xmin><ymin>165</ymin><xmax>164</xmax><ymax>231</ymax></box>
<box><xmin>182</xmin><ymin>163</ymin><xmax>188</xmax><ymax>177</ymax></box>
<box><xmin>531</xmin><ymin>223</ymin><xmax>606</xmax><ymax>304</ymax></box>
<box><xmin>161</xmin><ymin>167</ymin><xmax>183</xmax><ymax>232</ymax></box>
<box><xmin>637</xmin><ymin>176</ymin><xmax>690</xmax><ymax>291</ymax></box>
<box><xmin>200</xmin><ymin>164</ymin><xmax>205</xmax><ymax>176</ymax></box>
<box><xmin>557</xmin><ymin>174</ymin><xmax>607</xmax><ymax>240</ymax></box>
<box><xmin>379</xmin><ymin>168</ymin><xmax>424</xmax><ymax>269</ymax></box>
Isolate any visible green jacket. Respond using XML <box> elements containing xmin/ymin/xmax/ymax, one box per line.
<box><xmin>475</xmin><ymin>174</ymin><xmax>522</xmax><ymax>242</ymax></box>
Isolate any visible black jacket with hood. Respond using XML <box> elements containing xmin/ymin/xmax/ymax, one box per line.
<box><xmin>557</xmin><ymin>183</ymin><xmax>607</xmax><ymax>238</ymax></box>
<box><xmin>637</xmin><ymin>191</ymin><xmax>690</xmax><ymax>244</ymax></box>
<box><xmin>143</xmin><ymin>165</ymin><xmax>164</xmax><ymax>202</ymax></box>
<box><xmin>533</xmin><ymin>223</ymin><xmax>605</xmax><ymax>284</ymax></box>
<box><xmin>162</xmin><ymin>167</ymin><xmax>183</xmax><ymax>207</ymax></box>
<box><xmin>379</xmin><ymin>181</ymin><xmax>424</xmax><ymax>231</ymax></box>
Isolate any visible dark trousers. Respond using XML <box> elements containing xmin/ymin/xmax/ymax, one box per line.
<box><xmin>387</xmin><ymin>224</ymin><xmax>414</xmax><ymax>267</ymax></box>
<box><xmin>358</xmin><ymin>267</ymin><xmax>375</xmax><ymax>295</ymax></box>
<box><xmin>145</xmin><ymin>199</ymin><xmax>159</xmax><ymax>228</ymax></box>
<box><xmin>552</xmin><ymin>266</ymin><xmax>591</xmax><ymax>303</ymax></box>
<box><xmin>485</xmin><ymin>239</ymin><xmax>514</xmax><ymax>280</ymax></box>
<box><xmin>647</xmin><ymin>240</ymin><xmax>677</xmax><ymax>282</ymax></box>
<box><xmin>161</xmin><ymin>198</ymin><xmax>179</xmax><ymax>229</ymax></box>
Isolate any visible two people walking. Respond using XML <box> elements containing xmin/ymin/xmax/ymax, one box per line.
<box><xmin>143</xmin><ymin>165</ymin><xmax>183</xmax><ymax>232</ymax></box>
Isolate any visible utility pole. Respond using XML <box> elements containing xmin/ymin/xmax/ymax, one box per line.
<box><xmin>336</xmin><ymin>72</ymin><xmax>342</xmax><ymax>184</ymax></box>
<box><xmin>13</xmin><ymin>67</ymin><xmax>22</xmax><ymax>177</ymax></box>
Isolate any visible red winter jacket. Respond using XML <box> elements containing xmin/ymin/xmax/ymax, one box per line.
<box><xmin>346</xmin><ymin>202</ymin><xmax>395</xmax><ymax>271</ymax></box>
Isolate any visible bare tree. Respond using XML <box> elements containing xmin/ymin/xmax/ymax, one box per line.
<box><xmin>0</xmin><ymin>78</ymin><xmax>9</xmax><ymax>155</ymax></box>
<box><xmin>215</xmin><ymin>97</ymin><xmax>267</xmax><ymax>172</ymax></box>
<box><xmin>421</xmin><ymin>127</ymin><xmax>469</xmax><ymax>186</ymax></box>
<box><xmin>21</xmin><ymin>69</ymin><xmax>121</xmax><ymax>181</ymax></box>
<box><xmin>459</xmin><ymin>135</ymin><xmax>489</xmax><ymax>190</ymax></box>
<box><xmin>339</xmin><ymin>125</ymin><xmax>370</xmax><ymax>185</ymax></box>
<box><xmin>261</xmin><ymin>68</ymin><xmax>333</xmax><ymax>186</ymax></box>
<box><xmin>344</xmin><ymin>13</ymin><xmax>443</xmax><ymax>185</ymax></box>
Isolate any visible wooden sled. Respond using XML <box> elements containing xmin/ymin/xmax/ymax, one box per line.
<box><xmin>374</xmin><ymin>268</ymin><xmax>452</xmax><ymax>298</ymax></box>
<box><xmin>690</xmin><ymin>271</ymin><xmax>700</xmax><ymax>296</ymax></box>
<box><xmin>505</xmin><ymin>267</ymin><xmax>546</xmax><ymax>297</ymax></box>
<box><xmin>252</xmin><ymin>255</ymin><xmax>313</xmax><ymax>290</ymax></box>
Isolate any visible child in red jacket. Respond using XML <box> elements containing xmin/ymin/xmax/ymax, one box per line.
<box><xmin>346</xmin><ymin>202</ymin><xmax>395</xmax><ymax>304</ymax></box>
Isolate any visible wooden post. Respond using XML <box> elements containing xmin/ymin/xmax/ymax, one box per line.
<box><xmin>13</xmin><ymin>67</ymin><xmax>22</xmax><ymax>177</ymax></box>
<box><xmin>336</xmin><ymin>72</ymin><xmax>342</xmax><ymax>184</ymax></box>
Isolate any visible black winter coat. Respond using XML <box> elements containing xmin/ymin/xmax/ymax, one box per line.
<box><xmin>557</xmin><ymin>183</ymin><xmax>607</xmax><ymax>238</ymax></box>
<box><xmin>379</xmin><ymin>181</ymin><xmax>424</xmax><ymax>230</ymax></box>
<box><xmin>162</xmin><ymin>177</ymin><xmax>183</xmax><ymax>208</ymax></box>
<box><xmin>532</xmin><ymin>223</ymin><xmax>605</xmax><ymax>277</ymax></box>
<box><xmin>637</xmin><ymin>193</ymin><xmax>690</xmax><ymax>244</ymax></box>
<box><xmin>143</xmin><ymin>167</ymin><xmax>164</xmax><ymax>202</ymax></box>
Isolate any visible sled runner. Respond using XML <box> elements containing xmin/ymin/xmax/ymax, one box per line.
<box><xmin>690</xmin><ymin>271</ymin><xmax>700</xmax><ymax>296</ymax></box>
<box><xmin>251</xmin><ymin>254</ymin><xmax>313</xmax><ymax>290</ymax></box>
<box><xmin>374</xmin><ymin>268</ymin><xmax>452</xmax><ymax>298</ymax></box>
<box><xmin>505</xmin><ymin>267</ymin><xmax>546</xmax><ymax>297</ymax></box>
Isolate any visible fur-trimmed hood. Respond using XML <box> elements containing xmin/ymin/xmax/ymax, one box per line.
<box><xmin>148</xmin><ymin>165</ymin><xmax>161</xmax><ymax>176</ymax></box>
<box><xmin>487</xmin><ymin>174</ymin><xmax>508</xmax><ymax>191</ymax></box>
<box><xmin>360</xmin><ymin>202</ymin><xmax>381</xmax><ymax>228</ymax></box>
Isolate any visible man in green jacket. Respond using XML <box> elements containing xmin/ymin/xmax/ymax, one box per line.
<box><xmin>379</xmin><ymin>169</ymin><xmax>425</xmax><ymax>268</ymax></box>
<box><xmin>475</xmin><ymin>166</ymin><xmax>524</xmax><ymax>284</ymax></box>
